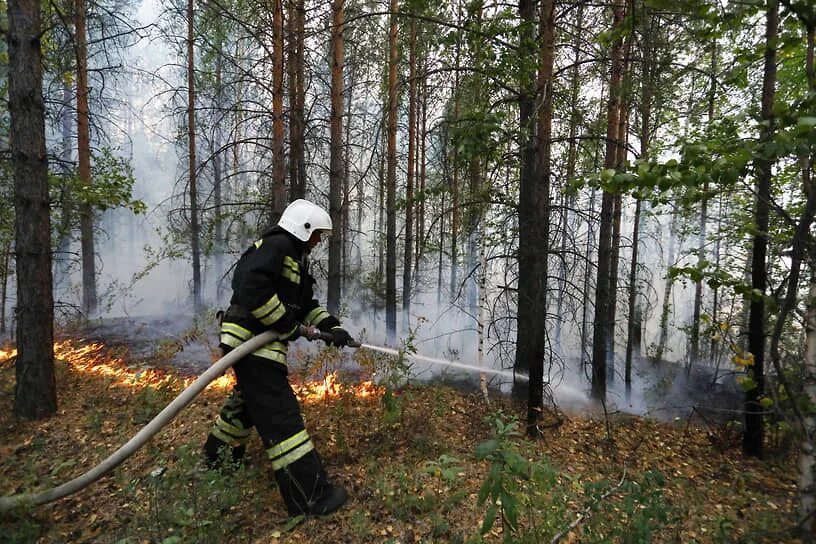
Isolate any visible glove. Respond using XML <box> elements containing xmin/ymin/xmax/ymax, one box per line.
<box><xmin>329</xmin><ymin>326</ymin><xmax>352</xmax><ymax>347</ymax></box>
<box><xmin>280</xmin><ymin>323</ymin><xmax>301</xmax><ymax>342</ymax></box>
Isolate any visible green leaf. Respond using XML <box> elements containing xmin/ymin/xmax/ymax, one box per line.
<box><xmin>797</xmin><ymin>117</ymin><xmax>816</xmax><ymax>128</ymax></box>
<box><xmin>476</xmin><ymin>439</ymin><xmax>499</xmax><ymax>460</ymax></box>
<box><xmin>480</xmin><ymin>503</ymin><xmax>498</xmax><ymax>534</ymax></box>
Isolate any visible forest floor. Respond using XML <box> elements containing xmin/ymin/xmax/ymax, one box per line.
<box><xmin>0</xmin><ymin>319</ymin><xmax>803</xmax><ymax>543</ymax></box>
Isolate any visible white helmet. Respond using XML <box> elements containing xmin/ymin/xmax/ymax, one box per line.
<box><xmin>278</xmin><ymin>199</ymin><xmax>332</xmax><ymax>242</ymax></box>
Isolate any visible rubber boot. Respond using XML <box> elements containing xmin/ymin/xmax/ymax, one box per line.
<box><xmin>274</xmin><ymin>452</ymin><xmax>347</xmax><ymax>516</ymax></box>
<box><xmin>203</xmin><ymin>433</ymin><xmax>246</xmax><ymax>471</ymax></box>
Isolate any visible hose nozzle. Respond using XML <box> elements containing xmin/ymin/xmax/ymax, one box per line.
<box><xmin>298</xmin><ymin>325</ymin><xmax>360</xmax><ymax>348</ymax></box>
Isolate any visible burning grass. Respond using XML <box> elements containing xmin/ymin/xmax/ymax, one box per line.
<box><xmin>0</xmin><ymin>337</ymin><xmax>803</xmax><ymax>543</ymax></box>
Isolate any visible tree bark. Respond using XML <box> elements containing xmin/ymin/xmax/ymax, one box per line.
<box><xmin>801</xmin><ymin>270</ymin><xmax>816</xmax><ymax>536</ymax></box>
<box><xmin>270</xmin><ymin>0</ymin><xmax>286</xmax><ymax>224</ymax></box>
<box><xmin>186</xmin><ymin>0</ymin><xmax>202</xmax><ymax>311</ymax></box>
<box><xmin>403</xmin><ymin>20</ymin><xmax>416</xmax><ymax>321</ymax></box>
<box><xmin>327</xmin><ymin>0</ymin><xmax>344</xmax><ymax>315</ymax></box>
<box><xmin>517</xmin><ymin>0</ymin><xmax>555</xmax><ymax>437</ymax></box>
<box><xmin>555</xmin><ymin>2</ymin><xmax>583</xmax><ymax>351</ymax></box>
<box><xmin>744</xmin><ymin>0</ymin><xmax>778</xmax><ymax>458</ymax></box>
<box><xmin>1</xmin><ymin>241</ymin><xmax>11</xmax><ymax>334</ymax></box>
<box><xmin>76</xmin><ymin>0</ymin><xmax>97</xmax><ymax>317</ymax></box>
<box><xmin>513</xmin><ymin>0</ymin><xmax>537</xmax><ymax>396</ymax></box>
<box><xmin>287</xmin><ymin>0</ymin><xmax>306</xmax><ymax>202</ymax></box>
<box><xmin>385</xmin><ymin>0</ymin><xmax>399</xmax><ymax>343</ymax></box>
<box><xmin>591</xmin><ymin>0</ymin><xmax>625</xmax><ymax>401</ymax></box>
<box><xmin>8</xmin><ymin>0</ymin><xmax>57</xmax><ymax>418</ymax></box>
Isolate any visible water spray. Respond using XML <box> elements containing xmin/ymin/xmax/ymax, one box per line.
<box><xmin>300</xmin><ymin>327</ymin><xmax>526</xmax><ymax>382</ymax></box>
<box><xmin>356</xmin><ymin>343</ymin><xmax>526</xmax><ymax>382</ymax></box>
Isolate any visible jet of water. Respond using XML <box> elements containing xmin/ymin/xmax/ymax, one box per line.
<box><xmin>357</xmin><ymin>343</ymin><xmax>527</xmax><ymax>382</ymax></box>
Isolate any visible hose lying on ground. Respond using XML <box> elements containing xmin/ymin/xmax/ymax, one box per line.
<box><xmin>0</xmin><ymin>331</ymin><xmax>276</xmax><ymax>513</ymax></box>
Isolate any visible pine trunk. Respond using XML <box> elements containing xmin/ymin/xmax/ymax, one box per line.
<box><xmin>8</xmin><ymin>0</ymin><xmax>56</xmax><ymax>418</ymax></box>
<box><xmin>744</xmin><ymin>0</ymin><xmax>778</xmax><ymax>458</ymax></box>
<box><xmin>287</xmin><ymin>0</ymin><xmax>306</xmax><ymax>201</ymax></box>
<box><xmin>186</xmin><ymin>0</ymin><xmax>201</xmax><ymax>311</ymax></box>
<box><xmin>385</xmin><ymin>0</ymin><xmax>399</xmax><ymax>343</ymax></box>
<box><xmin>518</xmin><ymin>0</ymin><xmax>555</xmax><ymax>437</ymax></box>
<box><xmin>76</xmin><ymin>0</ymin><xmax>96</xmax><ymax>317</ymax></box>
<box><xmin>327</xmin><ymin>0</ymin><xmax>344</xmax><ymax>315</ymax></box>
<box><xmin>402</xmin><ymin>20</ymin><xmax>416</xmax><ymax>320</ymax></box>
<box><xmin>269</xmin><ymin>0</ymin><xmax>286</xmax><ymax>224</ymax></box>
<box><xmin>591</xmin><ymin>0</ymin><xmax>625</xmax><ymax>401</ymax></box>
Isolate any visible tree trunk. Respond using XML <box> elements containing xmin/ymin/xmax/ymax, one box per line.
<box><xmin>76</xmin><ymin>0</ymin><xmax>97</xmax><ymax>317</ymax></box>
<box><xmin>287</xmin><ymin>0</ymin><xmax>306</xmax><ymax>202</ymax></box>
<box><xmin>517</xmin><ymin>0</ymin><xmax>554</xmax><ymax>437</ymax></box>
<box><xmin>269</xmin><ymin>0</ymin><xmax>286</xmax><ymax>224</ymax></box>
<box><xmin>555</xmin><ymin>2</ymin><xmax>583</xmax><ymax>351</ymax></box>
<box><xmin>416</xmin><ymin>73</ymin><xmax>427</xmax><ymax>277</ymax></box>
<box><xmin>626</xmin><ymin>7</ymin><xmax>657</xmax><ymax>394</ymax></box>
<box><xmin>186</xmin><ymin>0</ymin><xmax>202</xmax><ymax>312</ymax></box>
<box><xmin>654</xmin><ymin>210</ymin><xmax>680</xmax><ymax>364</ymax></box>
<box><xmin>9</xmin><ymin>0</ymin><xmax>56</xmax><ymax>418</ymax></box>
<box><xmin>213</xmin><ymin>48</ymin><xmax>225</xmax><ymax>302</ymax></box>
<box><xmin>385</xmin><ymin>0</ymin><xmax>399</xmax><ymax>343</ymax></box>
<box><xmin>744</xmin><ymin>0</ymin><xmax>778</xmax><ymax>458</ymax></box>
<box><xmin>1</xmin><ymin>241</ymin><xmax>11</xmax><ymax>334</ymax></box>
<box><xmin>55</xmin><ymin>80</ymin><xmax>73</xmax><ymax>289</ymax></box>
<box><xmin>513</xmin><ymin>0</ymin><xmax>537</xmax><ymax>397</ymax></box>
<box><xmin>327</xmin><ymin>0</ymin><xmax>344</xmax><ymax>315</ymax></box>
<box><xmin>801</xmin><ymin>269</ymin><xmax>816</xmax><ymax>536</ymax></box>
<box><xmin>591</xmin><ymin>0</ymin><xmax>625</xmax><ymax>402</ymax></box>
<box><xmin>402</xmin><ymin>20</ymin><xmax>416</xmax><ymax>322</ymax></box>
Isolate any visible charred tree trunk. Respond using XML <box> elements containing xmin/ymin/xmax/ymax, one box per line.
<box><xmin>8</xmin><ymin>0</ymin><xmax>57</xmax><ymax>417</ymax></box>
<box><xmin>327</xmin><ymin>0</ymin><xmax>344</xmax><ymax>315</ymax></box>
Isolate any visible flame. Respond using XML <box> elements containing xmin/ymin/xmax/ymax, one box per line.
<box><xmin>0</xmin><ymin>347</ymin><xmax>16</xmax><ymax>362</ymax></box>
<box><xmin>295</xmin><ymin>371</ymin><xmax>381</xmax><ymax>402</ymax></box>
<box><xmin>1</xmin><ymin>341</ymin><xmax>381</xmax><ymax>401</ymax></box>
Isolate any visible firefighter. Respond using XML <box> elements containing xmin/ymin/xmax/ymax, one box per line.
<box><xmin>203</xmin><ymin>198</ymin><xmax>352</xmax><ymax>517</ymax></box>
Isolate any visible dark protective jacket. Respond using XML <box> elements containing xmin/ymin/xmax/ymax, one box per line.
<box><xmin>218</xmin><ymin>226</ymin><xmax>339</xmax><ymax>367</ymax></box>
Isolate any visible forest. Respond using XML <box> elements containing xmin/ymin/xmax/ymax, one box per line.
<box><xmin>0</xmin><ymin>0</ymin><xmax>815</xmax><ymax>541</ymax></box>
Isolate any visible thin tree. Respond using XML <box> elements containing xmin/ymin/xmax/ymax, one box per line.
<box><xmin>744</xmin><ymin>0</ymin><xmax>779</xmax><ymax>458</ymax></box>
<box><xmin>76</xmin><ymin>0</ymin><xmax>97</xmax><ymax>317</ymax></box>
<box><xmin>187</xmin><ymin>0</ymin><xmax>202</xmax><ymax>311</ymax></box>
<box><xmin>8</xmin><ymin>0</ymin><xmax>57</xmax><ymax>418</ymax></box>
<box><xmin>271</xmin><ymin>0</ymin><xmax>286</xmax><ymax>223</ymax></box>
<box><xmin>385</xmin><ymin>0</ymin><xmax>399</xmax><ymax>343</ymax></box>
<box><xmin>591</xmin><ymin>0</ymin><xmax>626</xmax><ymax>401</ymax></box>
<box><xmin>287</xmin><ymin>0</ymin><xmax>306</xmax><ymax>201</ymax></box>
<box><xmin>327</xmin><ymin>0</ymin><xmax>345</xmax><ymax>315</ymax></box>
<box><xmin>402</xmin><ymin>18</ymin><xmax>416</xmax><ymax>321</ymax></box>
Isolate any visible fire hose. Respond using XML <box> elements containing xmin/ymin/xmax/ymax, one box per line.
<box><xmin>0</xmin><ymin>325</ymin><xmax>348</xmax><ymax>513</ymax></box>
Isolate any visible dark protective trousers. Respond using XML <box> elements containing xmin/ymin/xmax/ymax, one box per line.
<box><xmin>203</xmin><ymin>353</ymin><xmax>332</xmax><ymax>515</ymax></box>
